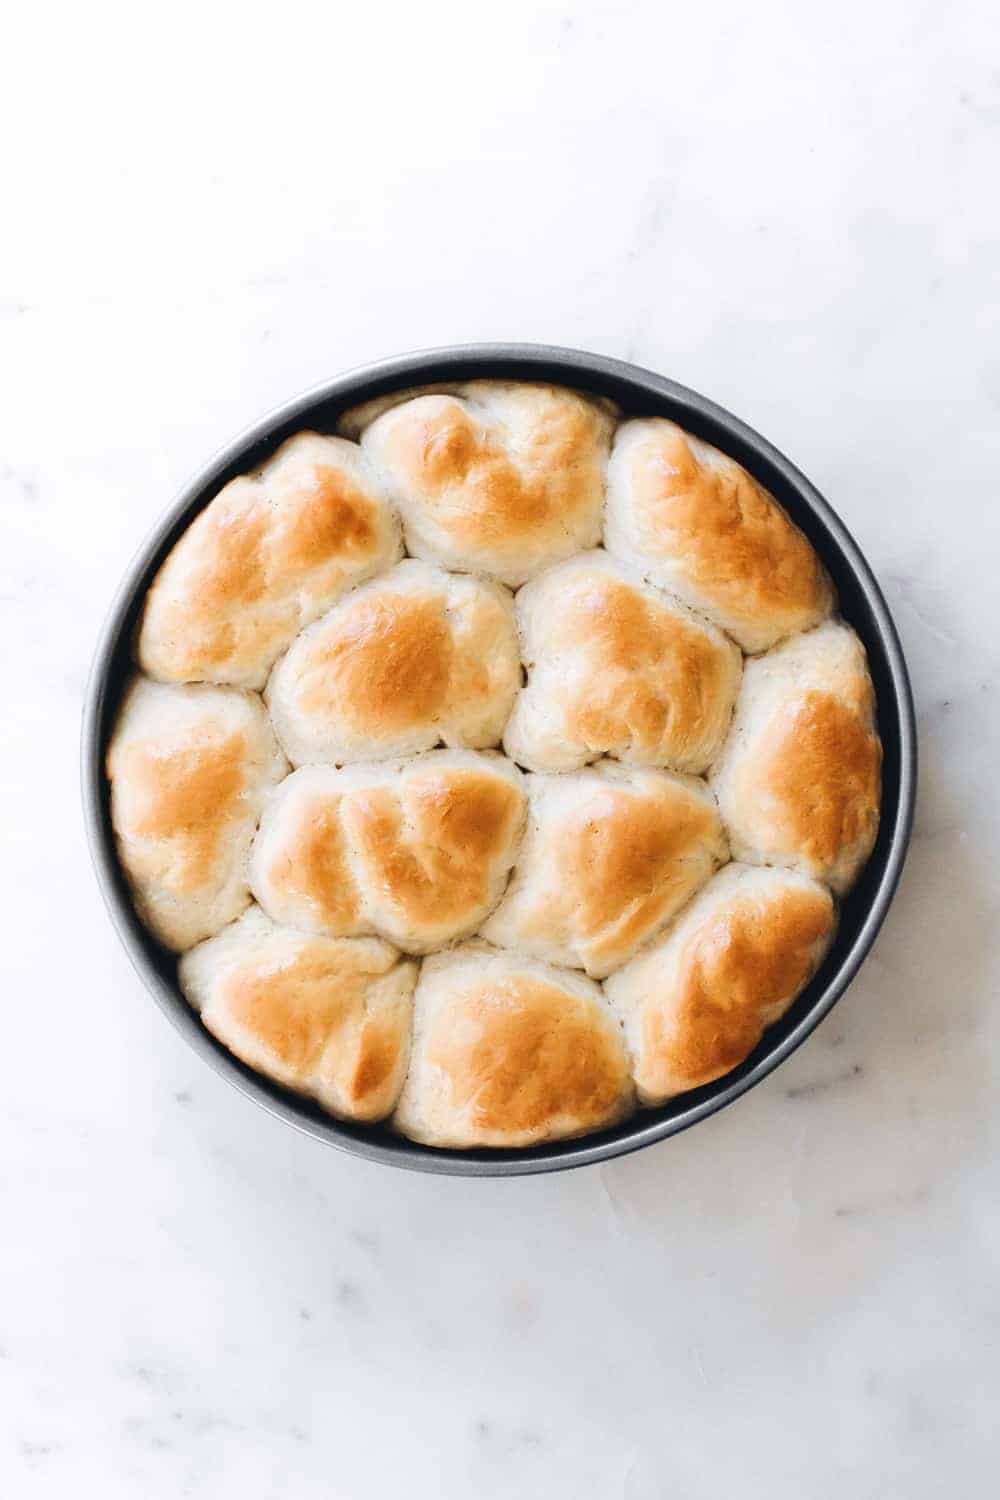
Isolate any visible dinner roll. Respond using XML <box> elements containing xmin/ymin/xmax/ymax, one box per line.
<box><xmin>710</xmin><ymin>621</ymin><xmax>882</xmax><ymax>893</ymax></box>
<box><xmin>353</xmin><ymin>381</ymin><xmax>614</xmax><ymax>585</ymax></box>
<box><xmin>266</xmin><ymin>560</ymin><xmax>520</xmax><ymax>765</ymax></box>
<box><xmin>503</xmin><ymin>551</ymin><xmax>741</xmax><ymax>774</ymax></box>
<box><xmin>250</xmin><ymin>751</ymin><xmax>526</xmax><ymax>952</ymax></box>
<box><xmin>106</xmin><ymin>678</ymin><xmax>288</xmax><ymax>951</ymax></box>
<box><xmin>393</xmin><ymin>944</ymin><xmax>633</xmax><ymax>1148</ymax></box>
<box><xmin>605</xmin><ymin>864</ymin><xmax>836</xmax><ymax>1104</ymax></box>
<box><xmin>138</xmin><ymin>432</ymin><xmax>401</xmax><ymax>689</ymax></box>
<box><xmin>481</xmin><ymin>762</ymin><xmax>726</xmax><ymax>978</ymax></box>
<box><xmin>179</xmin><ymin>906</ymin><xmax>416</xmax><ymax>1121</ymax></box>
<box><xmin>605</xmin><ymin>419</ymin><xmax>834</xmax><ymax>652</ymax></box>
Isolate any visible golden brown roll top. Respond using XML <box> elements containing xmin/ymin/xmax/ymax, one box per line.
<box><xmin>349</xmin><ymin>381</ymin><xmax>615</xmax><ymax>585</ymax></box>
<box><xmin>481</xmin><ymin>761</ymin><xmax>726</xmax><ymax>978</ymax></box>
<box><xmin>105</xmin><ymin>679</ymin><xmax>288</xmax><ymax>950</ymax></box>
<box><xmin>250</xmin><ymin>751</ymin><xmax>526</xmax><ymax>952</ymax></box>
<box><xmin>392</xmin><ymin>944</ymin><xmax>633</xmax><ymax>1148</ymax></box>
<box><xmin>605</xmin><ymin>864</ymin><xmax>836</xmax><ymax>1104</ymax></box>
<box><xmin>503</xmin><ymin>551</ymin><xmax>741</xmax><ymax>774</ymax></box>
<box><xmin>138</xmin><ymin>433</ymin><xmax>401</xmax><ymax>689</ymax></box>
<box><xmin>710</xmin><ymin>621</ymin><xmax>882</xmax><ymax>893</ymax></box>
<box><xmin>265</xmin><ymin>560</ymin><xmax>520</xmax><ymax>765</ymax></box>
<box><xmin>179</xmin><ymin>907</ymin><xmax>416</xmax><ymax>1121</ymax></box>
<box><xmin>605</xmin><ymin>418</ymin><xmax>834</xmax><ymax>652</ymax></box>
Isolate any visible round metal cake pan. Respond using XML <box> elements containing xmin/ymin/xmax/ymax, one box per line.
<box><xmin>81</xmin><ymin>344</ymin><xmax>917</xmax><ymax>1177</ymax></box>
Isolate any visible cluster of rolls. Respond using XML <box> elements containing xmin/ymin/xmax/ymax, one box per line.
<box><xmin>107</xmin><ymin>382</ymin><xmax>882</xmax><ymax>1149</ymax></box>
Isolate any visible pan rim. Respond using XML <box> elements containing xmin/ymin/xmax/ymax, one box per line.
<box><xmin>80</xmin><ymin>342</ymin><xmax>917</xmax><ymax>1177</ymax></box>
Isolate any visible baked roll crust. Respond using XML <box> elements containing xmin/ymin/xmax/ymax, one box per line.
<box><xmin>606</xmin><ymin>419</ymin><xmax>833</xmax><ymax>652</ymax></box>
<box><xmin>139</xmin><ymin>433</ymin><xmax>401</xmax><ymax>689</ymax></box>
<box><xmin>503</xmin><ymin>550</ymin><xmax>741</xmax><ymax>774</ymax></box>
<box><xmin>481</xmin><ymin>761</ymin><xmax>726</xmax><ymax>977</ymax></box>
<box><xmin>710</xmin><ymin>622</ymin><xmax>882</xmax><ymax>893</ymax></box>
<box><xmin>106</xmin><ymin>678</ymin><xmax>287</xmax><ymax>950</ymax></box>
<box><xmin>250</xmin><ymin>751</ymin><xmax>526</xmax><ymax>952</ymax></box>
<box><xmin>606</xmin><ymin>864</ymin><xmax>836</xmax><ymax>1104</ymax></box>
<box><xmin>266</xmin><ymin>560</ymin><xmax>520</xmax><ymax>766</ymax></box>
<box><xmin>180</xmin><ymin>907</ymin><xmax>416</xmax><ymax>1121</ymax></box>
<box><xmin>351</xmin><ymin>381</ymin><xmax>614</xmax><ymax>585</ymax></box>
<box><xmin>392</xmin><ymin>944</ymin><xmax>633</xmax><ymax>1148</ymax></box>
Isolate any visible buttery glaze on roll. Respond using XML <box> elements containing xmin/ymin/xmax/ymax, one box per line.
<box><xmin>392</xmin><ymin>943</ymin><xmax>633</xmax><ymax>1148</ymax></box>
<box><xmin>266</xmin><ymin>560</ymin><xmax>520</xmax><ymax>765</ymax></box>
<box><xmin>605</xmin><ymin>419</ymin><xmax>833</xmax><ymax>652</ymax></box>
<box><xmin>503</xmin><ymin>551</ymin><xmax>741</xmax><ymax>774</ymax></box>
<box><xmin>138</xmin><ymin>433</ymin><xmax>401</xmax><ymax>689</ymax></box>
<box><xmin>710</xmin><ymin>621</ymin><xmax>882</xmax><ymax>894</ymax></box>
<box><xmin>349</xmin><ymin>381</ymin><xmax>615</xmax><ymax>586</ymax></box>
<box><xmin>481</xmin><ymin>761</ymin><xmax>726</xmax><ymax>978</ymax></box>
<box><xmin>250</xmin><ymin>751</ymin><xmax>526</xmax><ymax>952</ymax></box>
<box><xmin>605</xmin><ymin>864</ymin><xmax>836</xmax><ymax>1104</ymax></box>
<box><xmin>180</xmin><ymin>907</ymin><xmax>416</xmax><ymax>1121</ymax></box>
<box><xmin>106</xmin><ymin>679</ymin><xmax>288</xmax><ymax>950</ymax></box>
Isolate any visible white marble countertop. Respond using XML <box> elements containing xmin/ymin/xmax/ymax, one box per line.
<box><xmin>3</xmin><ymin>1</ymin><xmax>998</xmax><ymax>1494</ymax></box>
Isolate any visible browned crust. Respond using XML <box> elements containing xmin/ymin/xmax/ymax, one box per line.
<box><xmin>548</xmin><ymin>571</ymin><xmax>735</xmax><ymax>762</ymax></box>
<box><xmin>428</xmin><ymin>977</ymin><xmax>628</xmax><ymax>1135</ymax></box>
<box><xmin>641</xmin><ymin>883</ymin><xmax>835</xmax><ymax>1092</ymax></box>
<box><xmin>344</xmin><ymin>769</ymin><xmax>523</xmax><ymax>929</ymax></box>
<box><xmin>294</xmin><ymin>592</ymin><xmax>453</xmax><ymax>733</ymax></box>
<box><xmin>739</xmin><ymin>689</ymin><xmax>882</xmax><ymax>870</ymax></box>
<box><xmin>375</xmin><ymin>390</ymin><xmax>604</xmax><ymax>548</ymax></box>
<box><xmin>114</xmin><ymin>729</ymin><xmax>248</xmax><ymax>892</ymax></box>
<box><xmin>628</xmin><ymin>426</ymin><xmax>829</xmax><ymax>624</ymax></box>
<box><xmin>217</xmin><ymin>946</ymin><xmax>405</xmax><ymax>1118</ymax></box>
